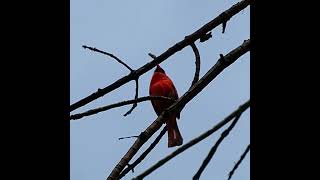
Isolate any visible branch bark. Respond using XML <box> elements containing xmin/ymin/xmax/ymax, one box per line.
<box><xmin>107</xmin><ymin>39</ymin><xmax>250</xmax><ymax>180</ymax></box>
<box><xmin>70</xmin><ymin>0</ymin><xmax>251</xmax><ymax>112</ymax></box>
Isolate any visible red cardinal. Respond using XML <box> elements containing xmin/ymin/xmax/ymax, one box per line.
<box><xmin>149</xmin><ymin>65</ymin><xmax>183</xmax><ymax>147</ymax></box>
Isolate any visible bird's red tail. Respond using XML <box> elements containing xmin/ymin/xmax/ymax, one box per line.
<box><xmin>166</xmin><ymin>116</ymin><xmax>183</xmax><ymax>147</ymax></box>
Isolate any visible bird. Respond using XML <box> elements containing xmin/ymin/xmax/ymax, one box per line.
<box><xmin>149</xmin><ymin>64</ymin><xmax>183</xmax><ymax>147</ymax></box>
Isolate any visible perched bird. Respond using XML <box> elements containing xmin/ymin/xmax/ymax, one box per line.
<box><xmin>149</xmin><ymin>65</ymin><xmax>183</xmax><ymax>147</ymax></box>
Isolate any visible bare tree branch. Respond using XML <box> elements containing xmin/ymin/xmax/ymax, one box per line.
<box><xmin>131</xmin><ymin>100</ymin><xmax>249</xmax><ymax>180</ymax></box>
<box><xmin>124</xmin><ymin>79</ymin><xmax>139</xmax><ymax>116</ymax></box>
<box><xmin>82</xmin><ymin>45</ymin><xmax>133</xmax><ymax>72</ymax></box>
<box><xmin>69</xmin><ymin>96</ymin><xmax>174</xmax><ymax>120</ymax></box>
<box><xmin>193</xmin><ymin>113</ymin><xmax>243</xmax><ymax>180</ymax></box>
<box><xmin>70</xmin><ymin>0</ymin><xmax>251</xmax><ymax>112</ymax></box>
<box><xmin>190</xmin><ymin>43</ymin><xmax>201</xmax><ymax>87</ymax></box>
<box><xmin>119</xmin><ymin>126</ymin><xmax>167</xmax><ymax>179</ymax></box>
<box><xmin>228</xmin><ymin>144</ymin><xmax>250</xmax><ymax>180</ymax></box>
<box><xmin>107</xmin><ymin>39</ymin><xmax>250</xmax><ymax>180</ymax></box>
<box><xmin>118</xmin><ymin>135</ymin><xmax>139</xmax><ymax>140</ymax></box>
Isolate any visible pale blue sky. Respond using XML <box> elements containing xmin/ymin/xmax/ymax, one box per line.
<box><xmin>70</xmin><ymin>0</ymin><xmax>250</xmax><ymax>180</ymax></box>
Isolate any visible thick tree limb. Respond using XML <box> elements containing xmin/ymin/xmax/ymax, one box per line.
<box><xmin>70</xmin><ymin>0</ymin><xmax>251</xmax><ymax>112</ymax></box>
<box><xmin>228</xmin><ymin>144</ymin><xmax>250</xmax><ymax>180</ymax></box>
<box><xmin>82</xmin><ymin>45</ymin><xmax>133</xmax><ymax>71</ymax></box>
<box><xmin>119</xmin><ymin>126</ymin><xmax>167</xmax><ymax>179</ymax></box>
<box><xmin>69</xmin><ymin>96</ymin><xmax>174</xmax><ymax>120</ymax></box>
<box><xmin>107</xmin><ymin>39</ymin><xmax>250</xmax><ymax>180</ymax></box>
<box><xmin>193</xmin><ymin>113</ymin><xmax>242</xmax><ymax>180</ymax></box>
<box><xmin>132</xmin><ymin>100</ymin><xmax>249</xmax><ymax>180</ymax></box>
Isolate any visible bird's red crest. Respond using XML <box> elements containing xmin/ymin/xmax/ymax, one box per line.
<box><xmin>155</xmin><ymin>64</ymin><xmax>165</xmax><ymax>74</ymax></box>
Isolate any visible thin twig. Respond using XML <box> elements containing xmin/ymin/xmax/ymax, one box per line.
<box><xmin>118</xmin><ymin>135</ymin><xmax>140</xmax><ymax>140</ymax></box>
<box><xmin>177</xmin><ymin>42</ymin><xmax>200</xmax><ymax>116</ymax></box>
<box><xmin>82</xmin><ymin>45</ymin><xmax>133</xmax><ymax>71</ymax></box>
<box><xmin>107</xmin><ymin>39</ymin><xmax>250</xmax><ymax>180</ymax></box>
<box><xmin>124</xmin><ymin>79</ymin><xmax>139</xmax><ymax>116</ymax></box>
<box><xmin>70</xmin><ymin>0</ymin><xmax>251</xmax><ymax>112</ymax></box>
<box><xmin>119</xmin><ymin>126</ymin><xmax>167</xmax><ymax>178</ymax></box>
<box><xmin>228</xmin><ymin>144</ymin><xmax>250</xmax><ymax>180</ymax></box>
<box><xmin>222</xmin><ymin>21</ymin><xmax>227</xmax><ymax>33</ymax></box>
<box><xmin>193</xmin><ymin>113</ymin><xmax>243</xmax><ymax>180</ymax></box>
<box><xmin>190</xmin><ymin>43</ymin><xmax>201</xmax><ymax>87</ymax></box>
<box><xmin>148</xmin><ymin>53</ymin><xmax>157</xmax><ymax>59</ymax></box>
<box><xmin>221</xmin><ymin>11</ymin><xmax>231</xmax><ymax>34</ymax></box>
<box><xmin>132</xmin><ymin>100</ymin><xmax>250</xmax><ymax>180</ymax></box>
<box><xmin>69</xmin><ymin>96</ymin><xmax>174</xmax><ymax>120</ymax></box>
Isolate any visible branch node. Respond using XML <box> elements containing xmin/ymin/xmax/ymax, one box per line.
<box><xmin>219</xmin><ymin>54</ymin><xmax>227</xmax><ymax>64</ymax></box>
<box><xmin>148</xmin><ymin>53</ymin><xmax>157</xmax><ymax>59</ymax></box>
<box><xmin>126</xmin><ymin>163</ymin><xmax>134</xmax><ymax>173</ymax></box>
<box><xmin>199</xmin><ymin>32</ymin><xmax>212</xmax><ymax>43</ymax></box>
<box><xmin>221</xmin><ymin>12</ymin><xmax>231</xmax><ymax>34</ymax></box>
<box><xmin>129</xmin><ymin>70</ymin><xmax>138</xmax><ymax>79</ymax></box>
<box><xmin>139</xmin><ymin>132</ymin><xmax>148</xmax><ymax>142</ymax></box>
<box><xmin>123</xmin><ymin>103</ymin><xmax>137</xmax><ymax>116</ymax></box>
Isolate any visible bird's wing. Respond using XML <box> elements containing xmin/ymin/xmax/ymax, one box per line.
<box><xmin>165</xmin><ymin>80</ymin><xmax>180</xmax><ymax>119</ymax></box>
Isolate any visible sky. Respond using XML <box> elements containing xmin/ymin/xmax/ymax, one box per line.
<box><xmin>70</xmin><ymin>0</ymin><xmax>250</xmax><ymax>180</ymax></box>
